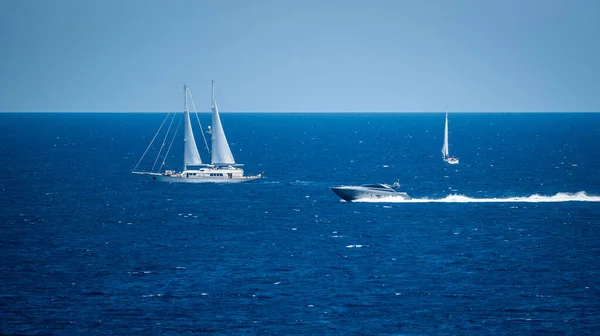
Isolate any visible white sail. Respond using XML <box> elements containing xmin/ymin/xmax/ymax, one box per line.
<box><xmin>183</xmin><ymin>85</ymin><xmax>203</xmax><ymax>168</ymax></box>
<box><xmin>441</xmin><ymin>111</ymin><xmax>449</xmax><ymax>159</ymax></box>
<box><xmin>210</xmin><ymin>81</ymin><xmax>235</xmax><ymax>165</ymax></box>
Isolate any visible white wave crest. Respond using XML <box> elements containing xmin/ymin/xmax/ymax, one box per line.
<box><xmin>354</xmin><ymin>191</ymin><xmax>600</xmax><ymax>203</ymax></box>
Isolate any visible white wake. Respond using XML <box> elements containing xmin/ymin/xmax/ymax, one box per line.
<box><xmin>354</xmin><ymin>191</ymin><xmax>600</xmax><ymax>203</ymax></box>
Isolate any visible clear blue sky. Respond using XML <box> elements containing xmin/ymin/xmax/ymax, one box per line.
<box><xmin>1</xmin><ymin>0</ymin><xmax>598</xmax><ymax>112</ymax></box>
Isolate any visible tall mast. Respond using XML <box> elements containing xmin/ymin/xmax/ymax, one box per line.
<box><xmin>445</xmin><ymin>105</ymin><xmax>448</xmax><ymax>120</ymax></box>
<box><xmin>184</xmin><ymin>84</ymin><xmax>188</xmax><ymax>114</ymax></box>
<box><xmin>183</xmin><ymin>84</ymin><xmax>188</xmax><ymax>171</ymax></box>
<box><xmin>211</xmin><ymin>80</ymin><xmax>215</xmax><ymax>110</ymax></box>
<box><xmin>445</xmin><ymin>105</ymin><xmax>449</xmax><ymax>158</ymax></box>
<box><xmin>442</xmin><ymin>105</ymin><xmax>449</xmax><ymax>159</ymax></box>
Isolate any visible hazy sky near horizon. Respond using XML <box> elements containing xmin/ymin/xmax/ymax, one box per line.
<box><xmin>1</xmin><ymin>0</ymin><xmax>599</xmax><ymax>112</ymax></box>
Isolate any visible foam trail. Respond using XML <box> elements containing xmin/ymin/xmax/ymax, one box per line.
<box><xmin>354</xmin><ymin>191</ymin><xmax>600</xmax><ymax>203</ymax></box>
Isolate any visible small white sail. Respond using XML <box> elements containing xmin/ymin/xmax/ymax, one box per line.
<box><xmin>210</xmin><ymin>81</ymin><xmax>235</xmax><ymax>166</ymax></box>
<box><xmin>183</xmin><ymin>86</ymin><xmax>202</xmax><ymax>168</ymax></box>
<box><xmin>441</xmin><ymin>111</ymin><xmax>449</xmax><ymax>159</ymax></box>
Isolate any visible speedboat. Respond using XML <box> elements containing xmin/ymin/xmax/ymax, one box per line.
<box><xmin>330</xmin><ymin>183</ymin><xmax>410</xmax><ymax>202</ymax></box>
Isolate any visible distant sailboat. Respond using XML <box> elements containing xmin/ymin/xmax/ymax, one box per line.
<box><xmin>133</xmin><ymin>81</ymin><xmax>262</xmax><ymax>183</ymax></box>
<box><xmin>441</xmin><ymin>106</ymin><xmax>459</xmax><ymax>164</ymax></box>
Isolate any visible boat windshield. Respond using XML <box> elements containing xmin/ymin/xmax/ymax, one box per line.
<box><xmin>361</xmin><ymin>184</ymin><xmax>394</xmax><ymax>190</ymax></box>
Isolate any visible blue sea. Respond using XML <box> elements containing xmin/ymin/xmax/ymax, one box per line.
<box><xmin>1</xmin><ymin>112</ymin><xmax>600</xmax><ymax>335</ymax></box>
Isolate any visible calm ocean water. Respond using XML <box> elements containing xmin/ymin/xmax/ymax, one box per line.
<box><xmin>1</xmin><ymin>112</ymin><xmax>600</xmax><ymax>335</ymax></box>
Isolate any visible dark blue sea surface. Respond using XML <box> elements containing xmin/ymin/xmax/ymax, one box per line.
<box><xmin>1</xmin><ymin>112</ymin><xmax>600</xmax><ymax>335</ymax></box>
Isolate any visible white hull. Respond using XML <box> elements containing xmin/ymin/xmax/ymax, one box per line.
<box><xmin>444</xmin><ymin>157</ymin><xmax>459</xmax><ymax>165</ymax></box>
<box><xmin>134</xmin><ymin>167</ymin><xmax>262</xmax><ymax>184</ymax></box>
<box><xmin>153</xmin><ymin>174</ymin><xmax>261</xmax><ymax>183</ymax></box>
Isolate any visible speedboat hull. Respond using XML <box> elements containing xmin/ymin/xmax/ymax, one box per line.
<box><xmin>331</xmin><ymin>186</ymin><xmax>410</xmax><ymax>202</ymax></box>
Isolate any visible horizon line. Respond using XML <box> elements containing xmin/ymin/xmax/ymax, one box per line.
<box><xmin>1</xmin><ymin>111</ymin><xmax>600</xmax><ymax>114</ymax></box>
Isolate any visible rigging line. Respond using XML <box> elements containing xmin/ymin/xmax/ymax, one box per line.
<box><xmin>188</xmin><ymin>88</ymin><xmax>211</xmax><ymax>153</ymax></box>
<box><xmin>152</xmin><ymin>113</ymin><xmax>177</xmax><ymax>172</ymax></box>
<box><xmin>132</xmin><ymin>112</ymin><xmax>171</xmax><ymax>172</ymax></box>
<box><xmin>160</xmin><ymin>116</ymin><xmax>183</xmax><ymax>171</ymax></box>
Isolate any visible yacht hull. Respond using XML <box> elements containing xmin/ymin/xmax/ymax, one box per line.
<box><xmin>133</xmin><ymin>171</ymin><xmax>262</xmax><ymax>183</ymax></box>
<box><xmin>153</xmin><ymin>174</ymin><xmax>261</xmax><ymax>183</ymax></box>
<box><xmin>331</xmin><ymin>186</ymin><xmax>410</xmax><ymax>202</ymax></box>
<box><xmin>444</xmin><ymin>157</ymin><xmax>459</xmax><ymax>164</ymax></box>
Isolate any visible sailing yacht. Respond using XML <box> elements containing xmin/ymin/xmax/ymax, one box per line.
<box><xmin>441</xmin><ymin>106</ymin><xmax>459</xmax><ymax>164</ymax></box>
<box><xmin>132</xmin><ymin>81</ymin><xmax>262</xmax><ymax>183</ymax></box>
